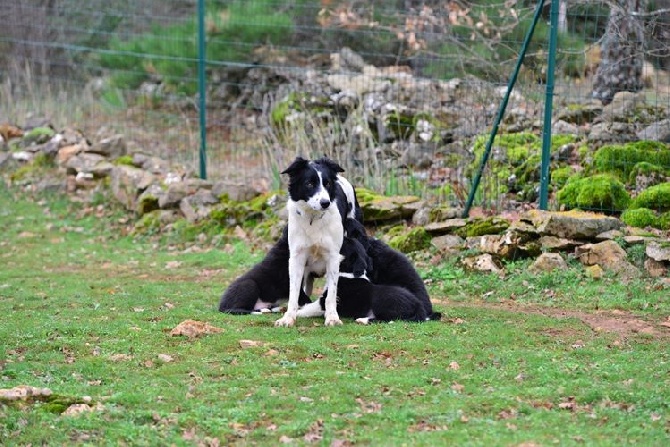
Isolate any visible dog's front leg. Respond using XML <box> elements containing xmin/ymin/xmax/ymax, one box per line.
<box><xmin>323</xmin><ymin>254</ymin><xmax>343</xmax><ymax>326</ymax></box>
<box><xmin>275</xmin><ymin>251</ymin><xmax>307</xmax><ymax>327</ymax></box>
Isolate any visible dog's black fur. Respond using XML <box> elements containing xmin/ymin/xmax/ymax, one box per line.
<box><xmin>217</xmin><ymin>226</ymin><xmax>310</xmax><ymax>314</ymax></box>
<box><xmin>366</xmin><ymin>238</ymin><xmax>441</xmax><ymax>320</ymax></box>
<box><xmin>317</xmin><ymin>219</ymin><xmax>441</xmax><ymax>322</ymax></box>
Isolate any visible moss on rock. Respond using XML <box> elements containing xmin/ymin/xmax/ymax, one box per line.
<box><xmin>22</xmin><ymin>126</ymin><xmax>55</xmax><ymax>145</ymax></box>
<box><xmin>630</xmin><ymin>182</ymin><xmax>670</xmax><ymax>212</ymax></box>
<box><xmin>620</xmin><ymin>208</ymin><xmax>658</xmax><ymax>228</ymax></box>
<box><xmin>557</xmin><ymin>174</ymin><xmax>630</xmax><ymax>213</ymax></box>
<box><xmin>550</xmin><ymin>166</ymin><xmax>574</xmax><ymax>190</ymax></box>
<box><xmin>388</xmin><ymin>227</ymin><xmax>431</xmax><ymax>253</ymax></box>
<box><xmin>593</xmin><ymin>140</ymin><xmax>670</xmax><ymax>180</ymax></box>
<box><xmin>456</xmin><ymin>217</ymin><xmax>510</xmax><ymax>237</ymax></box>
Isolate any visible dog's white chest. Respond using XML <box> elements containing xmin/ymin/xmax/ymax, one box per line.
<box><xmin>287</xmin><ymin>201</ymin><xmax>344</xmax><ymax>276</ymax></box>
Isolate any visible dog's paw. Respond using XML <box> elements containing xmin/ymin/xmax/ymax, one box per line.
<box><xmin>355</xmin><ymin>317</ymin><xmax>371</xmax><ymax>325</ymax></box>
<box><xmin>274</xmin><ymin>315</ymin><xmax>296</xmax><ymax>327</ymax></box>
<box><xmin>324</xmin><ymin>317</ymin><xmax>343</xmax><ymax>327</ymax></box>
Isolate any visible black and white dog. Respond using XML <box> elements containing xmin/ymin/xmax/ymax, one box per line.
<box><xmin>218</xmin><ymin>157</ymin><xmax>359</xmax><ymax>318</ymax></box>
<box><xmin>275</xmin><ymin>156</ymin><xmax>358</xmax><ymax>327</ymax></box>
<box><xmin>297</xmin><ymin>219</ymin><xmax>441</xmax><ymax>323</ymax></box>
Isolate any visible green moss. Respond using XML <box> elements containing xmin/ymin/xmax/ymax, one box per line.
<box><xmin>551</xmin><ymin>134</ymin><xmax>578</xmax><ymax>149</ymax></box>
<box><xmin>41</xmin><ymin>394</ymin><xmax>89</xmax><ymax>414</ymax></box>
<box><xmin>135</xmin><ymin>210</ymin><xmax>162</xmax><ymax>234</ymax></box>
<box><xmin>388</xmin><ymin>227</ymin><xmax>431</xmax><ymax>253</ymax></box>
<box><xmin>557</xmin><ymin>174</ymin><xmax>630</xmax><ymax>213</ymax></box>
<box><xmin>9</xmin><ymin>164</ymin><xmax>35</xmax><ymax>182</ymax></box>
<box><xmin>115</xmin><ymin>155</ymin><xmax>135</xmax><ymax>166</ymax></box>
<box><xmin>22</xmin><ymin>126</ymin><xmax>55</xmax><ymax>145</ymax></box>
<box><xmin>385</xmin><ymin>111</ymin><xmax>415</xmax><ymax>140</ymax></box>
<box><xmin>550</xmin><ymin>166</ymin><xmax>574</xmax><ymax>190</ymax></box>
<box><xmin>620</xmin><ymin>208</ymin><xmax>658</xmax><ymax>228</ymax></box>
<box><xmin>137</xmin><ymin>194</ymin><xmax>159</xmax><ymax>216</ymax></box>
<box><xmin>630</xmin><ymin>182</ymin><xmax>670</xmax><ymax>212</ymax></box>
<box><xmin>515</xmin><ymin>153</ymin><xmax>542</xmax><ymax>184</ymax></box>
<box><xmin>456</xmin><ymin>217</ymin><xmax>510</xmax><ymax>237</ymax></box>
<box><xmin>627</xmin><ymin>162</ymin><xmax>667</xmax><ymax>185</ymax></box>
<box><xmin>658</xmin><ymin>211</ymin><xmax>670</xmax><ymax>230</ymax></box>
<box><xmin>593</xmin><ymin>140</ymin><xmax>670</xmax><ymax>180</ymax></box>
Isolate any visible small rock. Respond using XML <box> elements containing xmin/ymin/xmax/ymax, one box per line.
<box><xmin>529</xmin><ymin>253</ymin><xmax>568</xmax><ymax>273</ymax></box>
<box><xmin>461</xmin><ymin>253</ymin><xmax>504</xmax><ymax>275</ymax></box>
<box><xmin>646</xmin><ymin>241</ymin><xmax>670</xmax><ymax>262</ymax></box>
<box><xmin>644</xmin><ymin>258</ymin><xmax>667</xmax><ymax>278</ymax></box>
<box><xmin>585</xmin><ymin>264</ymin><xmax>604</xmax><ymax>279</ymax></box>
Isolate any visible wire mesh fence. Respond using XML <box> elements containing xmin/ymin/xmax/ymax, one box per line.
<box><xmin>1</xmin><ymin>0</ymin><xmax>669</xmax><ymax>221</ymax></box>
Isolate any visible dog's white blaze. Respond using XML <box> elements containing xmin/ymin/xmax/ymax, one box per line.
<box><xmin>306</xmin><ymin>170</ymin><xmax>332</xmax><ymax>212</ymax></box>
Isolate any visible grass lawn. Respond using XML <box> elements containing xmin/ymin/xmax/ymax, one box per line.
<box><xmin>1</xmin><ymin>182</ymin><xmax>668</xmax><ymax>446</ymax></box>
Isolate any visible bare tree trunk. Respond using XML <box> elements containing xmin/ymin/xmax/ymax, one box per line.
<box><xmin>592</xmin><ymin>0</ymin><xmax>646</xmax><ymax>104</ymax></box>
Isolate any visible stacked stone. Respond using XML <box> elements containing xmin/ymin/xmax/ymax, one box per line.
<box><xmin>592</xmin><ymin>0</ymin><xmax>646</xmax><ymax>105</ymax></box>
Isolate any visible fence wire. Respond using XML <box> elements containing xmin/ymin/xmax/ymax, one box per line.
<box><xmin>1</xmin><ymin>0</ymin><xmax>669</xmax><ymax>218</ymax></box>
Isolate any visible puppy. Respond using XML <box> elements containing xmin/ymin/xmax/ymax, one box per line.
<box><xmin>275</xmin><ymin>157</ymin><xmax>353</xmax><ymax>327</ymax></box>
<box><xmin>298</xmin><ymin>220</ymin><xmax>436</xmax><ymax>323</ymax></box>
<box><xmin>218</xmin><ymin>226</ymin><xmax>311</xmax><ymax>314</ymax></box>
<box><xmin>361</xmin><ymin>234</ymin><xmax>438</xmax><ymax>320</ymax></box>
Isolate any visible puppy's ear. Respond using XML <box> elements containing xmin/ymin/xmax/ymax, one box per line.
<box><xmin>317</xmin><ymin>157</ymin><xmax>345</xmax><ymax>173</ymax></box>
<box><xmin>281</xmin><ymin>156</ymin><xmax>309</xmax><ymax>175</ymax></box>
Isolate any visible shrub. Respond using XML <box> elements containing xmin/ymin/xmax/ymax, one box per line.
<box><xmin>620</xmin><ymin>208</ymin><xmax>658</xmax><ymax>228</ymax></box>
<box><xmin>557</xmin><ymin>174</ymin><xmax>630</xmax><ymax>213</ymax></box>
<box><xmin>630</xmin><ymin>182</ymin><xmax>670</xmax><ymax>212</ymax></box>
<box><xmin>99</xmin><ymin>1</ymin><xmax>294</xmax><ymax>96</ymax></box>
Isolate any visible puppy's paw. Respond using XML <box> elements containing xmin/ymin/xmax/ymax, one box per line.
<box><xmin>324</xmin><ymin>316</ymin><xmax>343</xmax><ymax>326</ymax></box>
<box><xmin>274</xmin><ymin>315</ymin><xmax>296</xmax><ymax>327</ymax></box>
<box><xmin>355</xmin><ymin>317</ymin><xmax>371</xmax><ymax>325</ymax></box>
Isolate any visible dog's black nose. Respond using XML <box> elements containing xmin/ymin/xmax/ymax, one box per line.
<box><xmin>320</xmin><ymin>199</ymin><xmax>331</xmax><ymax>209</ymax></box>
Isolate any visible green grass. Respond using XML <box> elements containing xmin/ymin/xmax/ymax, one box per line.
<box><xmin>1</xmin><ymin>183</ymin><xmax>669</xmax><ymax>445</ymax></box>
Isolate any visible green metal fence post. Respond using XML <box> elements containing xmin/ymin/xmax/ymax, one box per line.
<box><xmin>462</xmin><ymin>0</ymin><xmax>545</xmax><ymax>218</ymax></box>
<box><xmin>197</xmin><ymin>0</ymin><xmax>207</xmax><ymax>180</ymax></box>
<box><xmin>539</xmin><ymin>0</ymin><xmax>560</xmax><ymax>210</ymax></box>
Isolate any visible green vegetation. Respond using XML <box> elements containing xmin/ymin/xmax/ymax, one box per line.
<box><xmin>388</xmin><ymin>227</ymin><xmax>431</xmax><ymax>253</ymax></box>
<box><xmin>423</xmin><ymin>6</ymin><xmax>588</xmax><ymax>81</ymax></box>
<box><xmin>629</xmin><ymin>182</ymin><xmax>670</xmax><ymax>212</ymax></box>
<box><xmin>99</xmin><ymin>1</ymin><xmax>295</xmax><ymax>96</ymax></box>
<box><xmin>620</xmin><ymin>208</ymin><xmax>658</xmax><ymax>228</ymax></box>
<box><xmin>593</xmin><ymin>141</ymin><xmax>670</xmax><ymax>181</ymax></box>
<box><xmin>1</xmin><ymin>184</ymin><xmax>670</xmax><ymax>445</ymax></box>
<box><xmin>456</xmin><ymin>217</ymin><xmax>510</xmax><ymax>238</ymax></box>
<box><xmin>557</xmin><ymin>174</ymin><xmax>630</xmax><ymax>213</ymax></box>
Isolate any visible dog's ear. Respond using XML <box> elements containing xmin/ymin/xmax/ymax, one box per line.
<box><xmin>317</xmin><ymin>157</ymin><xmax>345</xmax><ymax>173</ymax></box>
<box><xmin>281</xmin><ymin>157</ymin><xmax>309</xmax><ymax>175</ymax></box>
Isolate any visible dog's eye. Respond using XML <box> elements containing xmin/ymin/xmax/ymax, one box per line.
<box><xmin>306</xmin><ymin>181</ymin><xmax>314</xmax><ymax>188</ymax></box>
<box><xmin>323</xmin><ymin>180</ymin><xmax>330</xmax><ymax>188</ymax></box>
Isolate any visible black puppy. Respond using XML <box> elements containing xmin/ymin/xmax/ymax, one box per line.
<box><xmin>366</xmin><ymin>237</ymin><xmax>441</xmax><ymax>321</ymax></box>
<box><xmin>218</xmin><ymin>226</ymin><xmax>311</xmax><ymax>314</ymax></box>
<box><xmin>297</xmin><ymin>220</ymin><xmax>439</xmax><ymax>323</ymax></box>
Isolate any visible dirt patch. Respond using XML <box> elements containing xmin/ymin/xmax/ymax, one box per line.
<box><xmin>447</xmin><ymin>300</ymin><xmax>670</xmax><ymax>341</ymax></box>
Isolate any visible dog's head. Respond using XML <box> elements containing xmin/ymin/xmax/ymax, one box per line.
<box><xmin>282</xmin><ymin>156</ymin><xmax>344</xmax><ymax>213</ymax></box>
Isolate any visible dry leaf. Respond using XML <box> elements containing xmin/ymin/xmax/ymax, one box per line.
<box><xmin>165</xmin><ymin>261</ymin><xmax>182</xmax><ymax>270</ymax></box>
<box><xmin>157</xmin><ymin>354</ymin><xmax>174</xmax><ymax>363</ymax></box>
<box><xmin>109</xmin><ymin>353</ymin><xmax>133</xmax><ymax>362</ymax></box>
<box><xmin>170</xmin><ymin>320</ymin><xmax>223</xmax><ymax>339</ymax></box>
<box><xmin>239</xmin><ymin>339</ymin><xmax>264</xmax><ymax>348</ymax></box>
